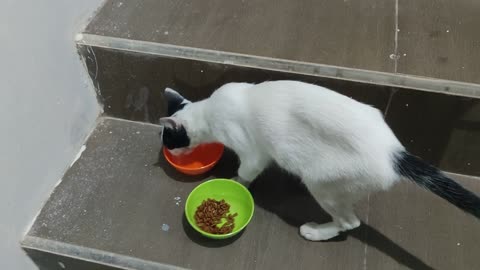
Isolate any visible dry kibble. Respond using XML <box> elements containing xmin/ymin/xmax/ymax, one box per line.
<box><xmin>194</xmin><ymin>199</ymin><xmax>238</xmax><ymax>234</ymax></box>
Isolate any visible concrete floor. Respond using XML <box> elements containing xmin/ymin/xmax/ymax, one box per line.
<box><xmin>24</xmin><ymin>118</ymin><xmax>480</xmax><ymax>270</ymax></box>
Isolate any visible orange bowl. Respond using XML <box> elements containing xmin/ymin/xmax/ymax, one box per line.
<box><xmin>163</xmin><ymin>143</ymin><xmax>224</xmax><ymax>175</ymax></box>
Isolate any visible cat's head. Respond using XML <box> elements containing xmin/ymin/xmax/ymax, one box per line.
<box><xmin>159</xmin><ymin>88</ymin><xmax>195</xmax><ymax>155</ymax></box>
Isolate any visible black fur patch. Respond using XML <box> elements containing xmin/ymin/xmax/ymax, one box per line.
<box><xmin>162</xmin><ymin>126</ymin><xmax>190</xmax><ymax>149</ymax></box>
<box><xmin>394</xmin><ymin>151</ymin><xmax>480</xmax><ymax>219</ymax></box>
<box><xmin>165</xmin><ymin>92</ymin><xmax>187</xmax><ymax>116</ymax></box>
<box><xmin>168</xmin><ymin>101</ymin><xmax>187</xmax><ymax>117</ymax></box>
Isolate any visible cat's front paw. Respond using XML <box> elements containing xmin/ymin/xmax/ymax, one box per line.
<box><xmin>232</xmin><ymin>175</ymin><xmax>252</xmax><ymax>187</ymax></box>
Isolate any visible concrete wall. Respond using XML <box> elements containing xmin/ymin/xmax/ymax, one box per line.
<box><xmin>0</xmin><ymin>1</ymin><xmax>103</xmax><ymax>269</ymax></box>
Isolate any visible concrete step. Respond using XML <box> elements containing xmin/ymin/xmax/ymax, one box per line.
<box><xmin>78</xmin><ymin>0</ymin><xmax>480</xmax><ymax>97</ymax></box>
<box><xmin>23</xmin><ymin>1</ymin><xmax>480</xmax><ymax>269</ymax></box>
<box><xmin>21</xmin><ymin>117</ymin><xmax>480</xmax><ymax>270</ymax></box>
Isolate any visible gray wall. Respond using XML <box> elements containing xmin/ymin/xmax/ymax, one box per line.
<box><xmin>0</xmin><ymin>1</ymin><xmax>103</xmax><ymax>269</ymax></box>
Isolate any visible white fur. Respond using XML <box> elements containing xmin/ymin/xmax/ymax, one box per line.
<box><xmin>169</xmin><ymin>80</ymin><xmax>404</xmax><ymax>240</ymax></box>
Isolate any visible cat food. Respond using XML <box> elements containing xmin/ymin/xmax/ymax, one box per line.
<box><xmin>194</xmin><ymin>198</ymin><xmax>238</xmax><ymax>234</ymax></box>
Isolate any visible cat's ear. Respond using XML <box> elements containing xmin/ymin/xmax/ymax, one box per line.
<box><xmin>164</xmin><ymin>87</ymin><xmax>185</xmax><ymax>101</ymax></box>
<box><xmin>164</xmin><ymin>88</ymin><xmax>191</xmax><ymax>116</ymax></box>
<box><xmin>159</xmin><ymin>117</ymin><xmax>180</xmax><ymax>129</ymax></box>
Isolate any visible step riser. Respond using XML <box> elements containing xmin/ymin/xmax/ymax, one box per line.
<box><xmin>79</xmin><ymin>45</ymin><xmax>480</xmax><ymax>177</ymax></box>
<box><xmin>77</xmin><ymin>34</ymin><xmax>480</xmax><ymax>99</ymax></box>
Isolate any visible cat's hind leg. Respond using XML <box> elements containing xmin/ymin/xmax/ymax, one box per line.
<box><xmin>300</xmin><ymin>182</ymin><xmax>361</xmax><ymax>241</ymax></box>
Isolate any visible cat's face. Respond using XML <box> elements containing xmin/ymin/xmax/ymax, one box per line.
<box><xmin>159</xmin><ymin>88</ymin><xmax>192</xmax><ymax>154</ymax></box>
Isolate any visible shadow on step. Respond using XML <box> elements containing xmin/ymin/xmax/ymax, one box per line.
<box><xmin>155</xmin><ymin>145</ymin><xmax>433</xmax><ymax>269</ymax></box>
<box><xmin>251</xmin><ymin>167</ymin><xmax>435</xmax><ymax>270</ymax></box>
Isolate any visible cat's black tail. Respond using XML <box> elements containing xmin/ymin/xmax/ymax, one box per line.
<box><xmin>394</xmin><ymin>151</ymin><xmax>480</xmax><ymax>219</ymax></box>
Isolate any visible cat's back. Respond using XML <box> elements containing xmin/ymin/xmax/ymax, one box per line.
<box><xmin>210</xmin><ymin>80</ymin><xmax>394</xmax><ymax>141</ymax></box>
<box><xmin>247</xmin><ymin>80</ymin><xmax>380</xmax><ymax>124</ymax></box>
<box><xmin>211</xmin><ymin>80</ymin><xmax>385</xmax><ymax>132</ymax></box>
<box><xmin>247</xmin><ymin>81</ymin><xmax>401</xmax><ymax>154</ymax></box>
<box><xmin>245</xmin><ymin>81</ymin><xmax>401</xmax><ymax>183</ymax></box>
<box><xmin>209</xmin><ymin>82</ymin><xmax>253</xmax><ymax>106</ymax></box>
<box><xmin>206</xmin><ymin>82</ymin><xmax>255</xmax><ymax>122</ymax></box>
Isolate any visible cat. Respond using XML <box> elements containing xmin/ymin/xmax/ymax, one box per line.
<box><xmin>159</xmin><ymin>80</ymin><xmax>480</xmax><ymax>241</ymax></box>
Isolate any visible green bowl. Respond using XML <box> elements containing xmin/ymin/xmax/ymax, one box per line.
<box><xmin>185</xmin><ymin>178</ymin><xmax>255</xmax><ymax>239</ymax></box>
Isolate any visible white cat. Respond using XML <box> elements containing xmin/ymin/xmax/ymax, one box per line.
<box><xmin>160</xmin><ymin>80</ymin><xmax>480</xmax><ymax>241</ymax></box>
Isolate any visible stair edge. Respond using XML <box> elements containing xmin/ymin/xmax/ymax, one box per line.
<box><xmin>21</xmin><ymin>235</ymin><xmax>188</xmax><ymax>270</ymax></box>
<box><xmin>76</xmin><ymin>33</ymin><xmax>480</xmax><ymax>99</ymax></box>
